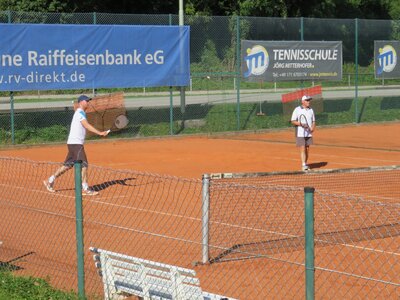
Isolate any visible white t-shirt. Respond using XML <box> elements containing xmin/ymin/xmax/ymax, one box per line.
<box><xmin>291</xmin><ymin>106</ymin><xmax>315</xmax><ymax>138</ymax></box>
<box><xmin>67</xmin><ymin>108</ymin><xmax>87</xmax><ymax>145</ymax></box>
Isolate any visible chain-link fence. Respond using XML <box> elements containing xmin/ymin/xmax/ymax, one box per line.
<box><xmin>0</xmin><ymin>157</ymin><xmax>399</xmax><ymax>299</ymax></box>
<box><xmin>0</xmin><ymin>12</ymin><xmax>400</xmax><ymax>145</ymax></box>
<box><xmin>203</xmin><ymin>166</ymin><xmax>400</xmax><ymax>298</ymax></box>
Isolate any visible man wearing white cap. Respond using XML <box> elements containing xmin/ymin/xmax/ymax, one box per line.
<box><xmin>291</xmin><ymin>95</ymin><xmax>316</xmax><ymax>171</ymax></box>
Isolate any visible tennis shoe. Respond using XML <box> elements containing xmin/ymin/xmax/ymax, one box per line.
<box><xmin>43</xmin><ymin>180</ymin><xmax>55</xmax><ymax>193</ymax></box>
<box><xmin>302</xmin><ymin>165</ymin><xmax>310</xmax><ymax>171</ymax></box>
<box><xmin>82</xmin><ymin>189</ymin><xmax>99</xmax><ymax>196</ymax></box>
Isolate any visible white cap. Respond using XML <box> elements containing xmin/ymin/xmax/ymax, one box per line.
<box><xmin>301</xmin><ymin>95</ymin><xmax>312</xmax><ymax>101</ymax></box>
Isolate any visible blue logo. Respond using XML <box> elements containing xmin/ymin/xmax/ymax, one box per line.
<box><xmin>244</xmin><ymin>45</ymin><xmax>269</xmax><ymax>77</ymax></box>
<box><xmin>377</xmin><ymin>45</ymin><xmax>397</xmax><ymax>75</ymax></box>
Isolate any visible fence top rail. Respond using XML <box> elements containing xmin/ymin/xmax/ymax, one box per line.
<box><xmin>207</xmin><ymin>165</ymin><xmax>400</xmax><ymax>180</ymax></box>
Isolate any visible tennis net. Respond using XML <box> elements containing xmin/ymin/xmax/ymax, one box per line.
<box><xmin>201</xmin><ymin>166</ymin><xmax>400</xmax><ymax>263</ymax></box>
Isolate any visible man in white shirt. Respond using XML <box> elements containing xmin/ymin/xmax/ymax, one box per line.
<box><xmin>291</xmin><ymin>95</ymin><xmax>316</xmax><ymax>171</ymax></box>
<box><xmin>43</xmin><ymin>95</ymin><xmax>109</xmax><ymax>195</ymax></box>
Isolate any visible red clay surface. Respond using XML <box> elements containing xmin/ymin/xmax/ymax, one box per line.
<box><xmin>1</xmin><ymin>122</ymin><xmax>399</xmax><ymax>299</ymax></box>
<box><xmin>1</xmin><ymin>122</ymin><xmax>400</xmax><ymax>177</ymax></box>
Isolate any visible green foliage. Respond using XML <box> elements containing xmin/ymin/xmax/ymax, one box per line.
<box><xmin>389</xmin><ymin>1</ymin><xmax>400</xmax><ymax>19</ymax></box>
<box><xmin>1</xmin><ymin>96</ymin><xmax>400</xmax><ymax>146</ymax></box>
<box><xmin>191</xmin><ymin>40</ymin><xmax>225</xmax><ymax>72</ymax></box>
<box><xmin>0</xmin><ymin>0</ymin><xmax>397</xmax><ymax>21</ymax></box>
<box><xmin>0</xmin><ymin>125</ymin><xmax>68</xmax><ymax>144</ymax></box>
<box><xmin>0</xmin><ymin>271</ymin><xmax>78</xmax><ymax>300</ymax></box>
<box><xmin>0</xmin><ymin>0</ymin><xmax>68</xmax><ymax>12</ymax></box>
<box><xmin>0</xmin><ymin>129</ymin><xmax>11</xmax><ymax>144</ymax></box>
<box><xmin>239</xmin><ymin>0</ymin><xmax>287</xmax><ymax>17</ymax></box>
<box><xmin>176</xmin><ymin>96</ymin><xmax>400</xmax><ymax>135</ymax></box>
<box><xmin>137</xmin><ymin>122</ymin><xmax>181</xmax><ymax>137</ymax></box>
<box><xmin>34</xmin><ymin>125</ymin><xmax>69</xmax><ymax>142</ymax></box>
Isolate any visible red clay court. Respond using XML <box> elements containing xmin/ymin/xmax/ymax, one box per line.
<box><xmin>0</xmin><ymin>122</ymin><xmax>399</xmax><ymax>299</ymax></box>
<box><xmin>1</xmin><ymin>122</ymin><xmax>399</xmax><ymax>176</ymax></box>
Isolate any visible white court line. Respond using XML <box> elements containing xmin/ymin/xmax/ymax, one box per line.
<box><xmin>2</xmin><ymin>183</ymin><xmax>398</xmax><ymax>257</ymax></box>
<box><xmin>0</xmin><ymin>182</ymin><xmax>75</xmax><ymax>199</ymax></box>
<box><xmin>333</xmin><ymin>242</ymin><xmax>400</xmax><ymax>257</ymax></box>
<box><xmin>88</xmin><ymin>199</ymin><xmax>400</xmax><ymax>256</ymax></box>
<box><xmin>87</xmin><ymin>198</ymin><xmax>201</xmax><ymax>222</ymax></box>
<box><xmin>313</xmin><ymin>152</ymin><xmax>400</xmax><ymax>164</ymax></box>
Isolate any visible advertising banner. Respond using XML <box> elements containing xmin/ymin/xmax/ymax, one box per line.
<box><xmin>242</xmin><ymin>40</ymin><xmax>342</xmax><ymax>82</ymax></box>
<box><xmin>374</xmin><ymin>41</ymin><xmax>400</xmax><ymax>79</ymax></box>
<box><xmin>0</xmin><ymin>24</ymin><xmax>190</xmax><ymax>91</ymax></box>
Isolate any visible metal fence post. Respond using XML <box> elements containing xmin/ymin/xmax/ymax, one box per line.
<box><xmin>236</xmin><ymin>16</ymin><xmax>241</xmax><ymax>131</ymax></box>
<box><xmin>179</xmin><ymin>1</ymin><xmax>186</xmax><ymax>119</ymax></box>
<box><xmin>74</xmin><ymin>161</ymin><xmax>85</xmax><ymax>299</ymax></box>
<box><xmin>10</xmin><ymin>91</ymin><xmax>15</xmax><ymax>145</ymax></box>
<box><xmin>304</xmin><ymin>187</ymin><xmax>315</xmax><ymax>300</ymax></box>
<box><xmin>169</xmin><ymin>86</ymin><xmax>174</xmax><ymax>135</ymax></box>
<box><xmin>355</xmin><ymin>18</ymin><xmax>359</xmax><ymax>123</ymax></box>
<box><xmin>202</xmin><ymin>174</ymin><xmax>210</xmax><ymax>264</ymax></box>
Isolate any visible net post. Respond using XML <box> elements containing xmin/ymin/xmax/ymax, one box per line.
<box><xmin>74</xmin><ymin>161</ymin><xmax>85</xmax><ymax>299</ymax></box>
<box><xmin>304</xmin><ymin>186</ymin><xmax>315</xmax><ymax>300</ymax></box>
<box><xmin>202</xmin><ymin>173</ymin><xmax>210</xmax><ymax>264</ymax></box>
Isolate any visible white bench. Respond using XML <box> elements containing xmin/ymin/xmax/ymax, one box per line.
<box><xmin>90</xmin><ymin>247</ymin><xmax>237</xmax><ymax>300</ymax></box>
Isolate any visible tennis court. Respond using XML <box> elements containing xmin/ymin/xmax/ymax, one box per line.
<box><xmin>2</xmin><ymin>122</ymin><xmax>400</xmax><ymax>176</ymax></box>
<box><xmin>0</xmin><ymin>121</ymin><xmax>399</xmax><ymax>299</ymax></box>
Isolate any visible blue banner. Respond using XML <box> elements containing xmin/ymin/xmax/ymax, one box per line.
<box><xmin>0</xmin><ymin>24</ymin><xmax>190</xmax><ymax>91</ymax></box>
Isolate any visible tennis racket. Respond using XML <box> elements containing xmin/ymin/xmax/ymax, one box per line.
<box><xmin>88</xmin><ymin>101</ymin><xmax>109</xmax><ymax>130</ymax></box>
<box><xmin>299</xmin><ymin>114</ymin><xmax>310</xmax><ymax>137</ymax></box>
<box><xmin>114</xmin><ymin>114</ymin><xmax>129</xmax><ymax>129</ymax></box>
<box><xmin>106</xmin><ymin>115</ymin><xmax>129</xmax><ymax>134</ymax></box>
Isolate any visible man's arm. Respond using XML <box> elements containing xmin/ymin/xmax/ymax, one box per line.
<box><xmin>291</xmin><ymin>120</ymin><xmax>301</xmax><ymax>127</ymax></box>
<box><xmin>81</xmin><ymin>119</ymin><xmax>109</xmax><ymax>136</ymax></box>
<box><xmin>310</xmin><ymin>111</ymin><xmax>316</xmax><ymax>132</ymax></box>
<box><xmin>310</xmin><ymin>121</ymin><xmax>316</xmax><ymax>132</ymax></box>
<box><xmin>291</xmin><ymin>109</ymin><xmax>300</xmax><ymax>126</ymax></box>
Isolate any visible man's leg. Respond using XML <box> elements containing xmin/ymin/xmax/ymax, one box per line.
<box><xmin>43</xmin><ymin>165</ymin><xmax>71</xmax><ymax>192</ymax></box>
<box><xmin>81</xmin><ymin>166</ymin><xmax>98</xmax><ymax>195</ymax></box>
<box><xmin>53</xmin><ymin>165</ymin><xmax>71</xmax><ymax>178</ymax></box>
<box><xmin>81</xmin><ymin>166</ymin><xmax>88</xmax><ymax>189</ymax></box>
<box><xmin>305</xmin><ymin>145</ymin><xmax>310</xmax><ymax>165</ymax></box>
<box><xmin>300</xmin><ymin>146</ymin><xmax>306</xmax><ymax>165</ymax></box>
<box><xmin>300</xmin><ymin>146</ymin><xmax>310</xmax><ymax>171</ymax></box>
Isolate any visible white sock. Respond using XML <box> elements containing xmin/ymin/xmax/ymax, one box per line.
<box><xmin>82</xmin><ymin>183</ymin><xmax>88</xmax><ymax>190</ymax></box>
<box><xmin>48</xmin><ymin>175</ymin><xmax>55</xmax><ymax>183</ymax></box>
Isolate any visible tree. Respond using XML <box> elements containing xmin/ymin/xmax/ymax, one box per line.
<box><xmin>388</xmin><ymin>0</ymin><xmax>400</xmax><ymax>19</ymax></box>
<box><xmin>185</xmin><ymin>0</ymin><xmax>240</xmax><ymax>16</ymax></box>
<box><xmin>0</xmin><ymin>0</ymin><xmax>179</xmax><ymax>14</ymax></box>
<box><xmin>0</xmin><ymin>0</ymin><xmax>68</xmax><ymax>12</ymax></box>
<box><xmin>0</xmin><ymin>0</ymin><xmax>396</xmax><ymax>20</ymax></box>
<box><xmin>239</xmin><ymin>0</ymin><xmax>288</xmax><ymax>17</ymax></box>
